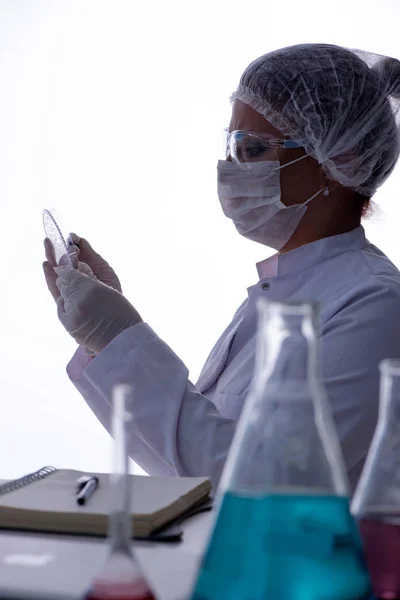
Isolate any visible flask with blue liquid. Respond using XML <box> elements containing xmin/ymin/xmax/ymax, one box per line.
<box><xmin>191</xmin><ymin>299</ymin><xmax>371</xmax><ymax>600</ymax></box>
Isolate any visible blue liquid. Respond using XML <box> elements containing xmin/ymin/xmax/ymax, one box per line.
<box><xmin>191</xmin><ymin>492</ymin><xmax>371</xmax><ymax>600</ymax></box>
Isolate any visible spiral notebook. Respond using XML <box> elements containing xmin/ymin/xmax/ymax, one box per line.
<box><xmin>0</xmin><ymin>467</ymin><xmax>211</xmax><ymax>539</ymax></box>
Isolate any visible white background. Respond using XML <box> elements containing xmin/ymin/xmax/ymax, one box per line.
<box><xmin>1</xmin><ymin>0</ymin><xmax>400</xmax><ymax>478</ymax></box>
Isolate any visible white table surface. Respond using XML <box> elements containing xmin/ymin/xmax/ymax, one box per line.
<box><xmin>0</xmin><ymin>511</ymin><xmax>213</xmax><ymax>600</ymax></box>
<box><xmin>137</xmin><ymin>511</ymin><xmax>212</xmax><ymax>600</ymax></box>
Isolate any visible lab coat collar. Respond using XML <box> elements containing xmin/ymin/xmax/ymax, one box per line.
<box><xmin>256</xmin><ymin>226</ymin><xmax>367</xmax><ymax>280</ymax></box>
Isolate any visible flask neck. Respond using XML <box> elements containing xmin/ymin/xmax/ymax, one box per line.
<box><xmin>109</xmin><ymin>474</ymin><xmax>132</xmax><ymax>555</ymax></box>
<box><xmin>380</xmin><ymin>362</ymin><xmax>400</xmax><ymax>422</ymax></box>
<box><xmin>351</xmin><ymin>360</ymin><xmax>400</xmax><ymax>519</ymax></box>
<box><xmin>108</xmin><ymin>387</ymin><xmax>134</xmax><ymax>556</ymax></box>
<box><xmin>219</xmin><ymin>299</ymin><xmax>349</xmax><ymax>497</ymax></box>
<box><xmin>258</xmin><ymin>309</ymin><xmax>318</xmax><ymax>385</ymax></box>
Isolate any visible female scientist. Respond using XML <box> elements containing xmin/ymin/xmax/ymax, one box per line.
<box><xmin>43</xmin><ymin>44</ymin><xmax>400</xmax><ymax>491</ymax></box>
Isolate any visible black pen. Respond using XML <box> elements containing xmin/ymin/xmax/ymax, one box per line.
<box><xmin>76</xmin><ymin>476</ymin><xmax>99</xmax><ymax>506</ymax></box>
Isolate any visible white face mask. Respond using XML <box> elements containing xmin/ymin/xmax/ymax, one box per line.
<box><xmin>217</xmin><ymin>157</ymin><xmax>325</xmax><ymax>250</ymax></box>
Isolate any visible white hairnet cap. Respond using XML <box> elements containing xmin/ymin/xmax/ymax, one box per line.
<box><xmin>231</xmin><ymin>44</ymin><xmax>400</xmax><ymax>197</ymax></box>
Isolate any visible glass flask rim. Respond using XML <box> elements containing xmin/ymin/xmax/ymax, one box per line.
<box><xmin>258</xmin><ymin>297</ymin><xmax>320</xmax><ymax>317</ymax></box>
<box><xmin>379</xmin><ymin>358</ymin><xmax>400</xmax><ymax>375</ymax></box>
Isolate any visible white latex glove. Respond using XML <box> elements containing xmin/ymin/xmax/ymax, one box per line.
<box><xmin>70</xmin><ymin>234</ymin><xmax>122</xmax><ymax>293</ymax></box>
<box><xmin>43</xmin><ymin>237</ymin><xmax>96</xmax><ymax>302</ymax></box>
<box><xmin>55</xmin><ymin>266</ymin><xmax>142</xmax><ymax>354</ymax></box>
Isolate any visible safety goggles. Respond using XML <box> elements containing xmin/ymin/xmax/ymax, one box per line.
<box><xmin>225</xmin><ymin>129</ymin><xmax>303</xmax><ymax>165</ymax></box>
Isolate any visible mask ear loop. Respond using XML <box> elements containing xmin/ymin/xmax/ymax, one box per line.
<box><xmin>274</xmin><ymin>154</ymin><xmax>308</xmax><ymax>171</ymax></box>
<box><xmin>277</xmin><ymin>152</ymin><xmax>331</xmax><ymax>202</ymax></box>
<box><xmin>301</xmin><ymin>184</ymin><xmax>329</xmax><ymax>207</ymax></box>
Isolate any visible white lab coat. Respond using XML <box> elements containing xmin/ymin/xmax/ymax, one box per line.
<box><xmin>67</xmin><ymin>226</ymin><xmax>400</xmax><ymax>491</ymax></box>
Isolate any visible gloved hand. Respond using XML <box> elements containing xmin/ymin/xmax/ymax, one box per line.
<box><xmin>70</xmin><ymin>234</ymin><xmax>122</xmax><ymax>293</ymax></box>
<box><xmin>42</xmin><ymin>238</ymin><xmax>95</xmax><ymax>302</ymax></box>
<box><xmin>55</xmin><ymin>266</ymin><xmax>142</xmax><ymax>354</ymax></box>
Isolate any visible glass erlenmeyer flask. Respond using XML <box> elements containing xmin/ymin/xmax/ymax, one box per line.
<box><xmin>84</xmin><ymin>385</ymin><xmax>155</xmax><ymax>600</ymax></box>
<box><xmin>191</xmin><ymin>299</ymin><xmax>371</xmax><ymax>600</ymax></box>
<box><xmin>352</xmin><ymin>359</ymin><xmax>400</xmax><ymax>599</ymax></box>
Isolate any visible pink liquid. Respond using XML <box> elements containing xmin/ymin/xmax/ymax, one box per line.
<box><xmin>359</xmin><ymin>516</ymin><xmax>400</xmax><ymax>599</ymax></box>
<box><xmin>84</xmin><ymin>579</ymin><xmax>156</xmax><ymax>600</ymax></box>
